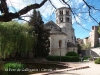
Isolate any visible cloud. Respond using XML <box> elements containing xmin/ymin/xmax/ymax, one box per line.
<box><xmin>83</xmin><ymin>5</ymin><xmax>86</xmax><ymax>9</ymax></box>
<box><xmin>72</xmin><ymin>13</ymin><xmax>82</xmax><ymax>24</ymax></box>
<box><xmin>82</xmin><ymin>24</ymin><xmax>86</xmax><ymax>27</ymax></box>
<box><xmin>70</xmin><ymin>0</ymin><xmax>83</xmax><ymax>7</ymax></box>
<box><xmin>6</xmin><ymin>0</ymin><xmax>89</xmax><ymax>24</ymax></box>
<box><xmin>72</xmin><ymin>16</ymin><xmax>81</xmax><ymax>24</ymax></box>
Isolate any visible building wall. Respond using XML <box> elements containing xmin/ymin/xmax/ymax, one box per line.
<box><xmin>49</xmin><ymin>34</ymin><xmax>67</xmax><ymax>56</ymax></box>
<box><xmin>76</xmin><ymin>38</ymin><xmax>83</xmax><ymax>45</ymax></box>
<box><xmin>83</xmin><ymin>38</ymin><xmax>88</xmax><ymax>45</ymax></box>
<box><xmin>67</xmin><ymin>47</ymin><xmax>77</xmax><ymax>53</ymax></box>
<box><xmin>89</xmin><ymin>26</ymin><xmax>99</xmax><ymax>47</ymax></box>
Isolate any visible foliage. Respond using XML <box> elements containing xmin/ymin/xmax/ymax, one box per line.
<box><xmin>3</xmin><ymin>62</ymin><xmax>26</xmax><ymax>71</ymax></box>
<box><xmin>81</xmin><ymin>42</ymin><xmax>91</xmax><ymax>50</ymax></box>
<box><xmin>0</xmin><ymin>21</ymin><xmax>36</xmax><ymax>58</ymax></box>
<box><xmin>46</xmin><ymin>56</ymin><xmax>79</xmax><ymax>62</ymax></box>
<box><xmin>95</xmin><ymin>58</ymin><xmax>100</xmax><ymax>64</ymax></box>
<box><xmin>98</xmin><ymin>25</ymin><xmax>100</xmax><ymax>35</ymax></box>
<box><xmin>66</xmin><ymin>51</ymin><xmax>79</xmax><ymax>57</ymax></box>
<box><xmin>29</xmin><ymin>9</ymin><xmax>50</xmax><ymax>57</ymax></box>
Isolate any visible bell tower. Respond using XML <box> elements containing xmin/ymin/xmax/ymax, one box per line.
<box><xmin>56</xmin><ymin>7</ymin><xmax>75</xmax><ymax>43</ymax></box>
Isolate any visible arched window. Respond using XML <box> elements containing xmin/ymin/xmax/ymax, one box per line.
<box><xmin>66</xmin><ymin>11</ymin><xmax>69</xmax><ymax>15</ymax></box>
<box><xmin>60</xmin><ymin>10</ymin><xmax>63</xmax><ymax>15</ymax></box>
<box><xmin>60</xmin><ymin>17</ymin><xmax>63</xmax><ymax>22</ymax></box>
<box><xmin>59</xmin><ymin>40</ymin><xmax>62</xmax><ymax>47</ymax></box>
<box><xmin>66</xmin><ymin>17</ymin><xmax>70</xmax><ymax>22</ymax></box>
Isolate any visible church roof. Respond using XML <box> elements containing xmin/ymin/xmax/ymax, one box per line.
<box><xmin>44</xmin><ymin>20</ymin><xmax>67</xmax><ymax>35</ymax></box>
<box><xmin>67</xmin><ymin>42</ymin><xmax>77</xmax><ymax>47</ymax></box>
<box><xmin>44</xmin><ymin>20</ymin><xmax>60</xmax><ymax>30</ymax></box>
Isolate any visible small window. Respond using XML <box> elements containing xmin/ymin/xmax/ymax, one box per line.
<box><xmin>72</xmin><ymin>36</ymin><xmax>73</xmax><ymax>41</ymax></box>
<box><xmin>59</xmin><ymin>40</ymin><xmax>62</xmax><ymax>47</ymax></box>
<box><xmin>60</xmin><ymin>17</ymin><xmax>63</xmax><ymax>22</ymax></box>
<box><xmin>66</xmin><ymin>11</ymin><xmax>69</xmax><ymax>15</ymax></box>
<box><xmin>60</xmin><ymin>10</ymin><xmax>63</xmax><ymax>15</ymax></box>
<box><xmin>66</xmin><ymin>17</ymin><xmax>70</xmax><ymax>22</ymax></box>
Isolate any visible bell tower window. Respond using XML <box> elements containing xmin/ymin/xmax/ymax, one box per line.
<box><xmin>66</xmin><ymin>17</ymin><xmax>70</xmax><ymax>22</ymax></box>
<box><xmin>66</xmin><ymin>11</ymin><xmax>69</xmax><ymax>15</ymax></box>
<box><xmin>60</xmin><ymin>10</ymin><xmax>63</xmax><ymax>15</ymax></box>
<box><xmin>60</xmin><ymin>17</ymin><xmax>63</xmax><ymax>22</ymax></box>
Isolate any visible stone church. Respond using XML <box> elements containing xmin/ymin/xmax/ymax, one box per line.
<box><xmin>44</xmin><ymin>7</ymin><xmax>77</xmax><ymax>56</ymax></box>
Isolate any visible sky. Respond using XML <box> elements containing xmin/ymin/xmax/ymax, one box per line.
<box><xmin>6</xmin><ymin>0</ymin><xmax>100</xmax><ymax>39</ymax></box>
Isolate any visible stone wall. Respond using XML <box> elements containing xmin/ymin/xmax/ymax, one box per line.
<box><xmin>50</xmin><ymin>34</ymin><xmax>67</xmax><ymax>56</ymax></box>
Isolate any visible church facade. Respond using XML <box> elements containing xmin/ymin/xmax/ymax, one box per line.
<box><xmin>44</xmin><ymin>7</ymin><xmax>77</xmax><ymax>56</ymax></box>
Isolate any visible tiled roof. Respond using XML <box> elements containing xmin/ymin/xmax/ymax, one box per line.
<box><xmin>67</xmin><ymin>42</ymin><xmax>77</xmax><ymax>47</ymax></box>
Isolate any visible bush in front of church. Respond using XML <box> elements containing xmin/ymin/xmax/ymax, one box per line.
<box><xmin>65</xmin><ymin>51</ymin><xmax>79</xmax><ymax>62</ymax></box>
<box><xmin>66</xmin><ymin>51</ymin><xmax>79</xmax><ymax>57</ymax></box>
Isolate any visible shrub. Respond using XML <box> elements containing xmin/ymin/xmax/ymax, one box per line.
<box><xmin>66</xmin><ymin>51</ymin><xmax>79</xmax><ymax>57</ymax></box>
<box><xmin>46</xmin><ymin>56</ymin><xmax>79</xmax><ymax>62</ymax></box>
<box><xmin>95</xmin><ymin>58</ymin><xmax>100</xmax><ymax>64</ymax></box>
<box><xmin>3</xmin><ymin>62</ymin><xmax>26</xmax><ymax>71</ymax></box>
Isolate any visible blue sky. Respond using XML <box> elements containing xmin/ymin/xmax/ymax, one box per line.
<box><xmin>7</xmin><ymin>0</ymin><xmax>100</xmax><ymax>39</ymax></box>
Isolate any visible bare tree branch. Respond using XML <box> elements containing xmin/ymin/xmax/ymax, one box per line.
<box><xmin>82</xmin><ymin>0</ymin><xmax>99</xmax><ymax>24</ymax></box>
<box><xmin>0</xmin><ymin>0</ymin><xmax>9</xmax><ymax>14</ymax></box>
<box><xmin>19</xmin><ymin>18</ymin><xmax>29</xmax><ymax>23</ymax></box>
<box><xmin>49</xmin><ymin>0</ymin><xmax>56</xmax><ymax>9</ymax></box>
<box><xmin>62</xmin><ymin>0</ymin><xmax>90</xmax><ymax>31</ymax></box>
<box><xmin>0</xmin><ymin>0</ymin><xmax>47</xmax><ymax>22</ymax></box>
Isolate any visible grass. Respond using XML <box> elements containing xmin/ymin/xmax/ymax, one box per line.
<box><xmin>3</xmin><ymin>62</ymin><xmax>25</xmax><ymax>71</ymax></box>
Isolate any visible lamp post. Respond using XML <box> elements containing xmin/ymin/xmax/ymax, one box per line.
<box><xmin>59</xmin><ymin>40</ymin><xmax>62</xmax><ymax>62</ymax></box>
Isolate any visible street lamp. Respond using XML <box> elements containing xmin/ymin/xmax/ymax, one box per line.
<box><xmin>59</xmin><ymin>40</ymin><xmax>62</xmax><ymax>62</ymax></box>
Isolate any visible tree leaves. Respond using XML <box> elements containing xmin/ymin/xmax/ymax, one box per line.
<box><xmin>0</xmin><ymin>21</ymin><xmax>36</xmax><ymax>58</ymax></box>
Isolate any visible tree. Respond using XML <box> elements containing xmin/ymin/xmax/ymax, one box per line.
<box><xmin>0</xmin><ymin>0</ymin><xmax>99</xmax><ymax>26</ymax></box>
<box><xmin>29</xmin><ymin>9</ymin><xmax>50</xmax><ymax>58</ymax></box>
<box><xmin>0</xmin><ymin>21</ymin><xmax>36</xmax><ymax>58</ymax></box>
<box><xmin>81</xmin><ymin>42</ymin><xmax>91</xmax><ymax>50</ymax></box>
<box><xmin>98</xmin><ymin>23</ymin><xmax>100</xmax><ymax>35</ymax></box>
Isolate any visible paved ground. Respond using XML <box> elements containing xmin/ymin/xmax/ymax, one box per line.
<box><xmin>49</xmin><ymin>61</ymin><xmax>100</xmax><ymax>75</ymax></box>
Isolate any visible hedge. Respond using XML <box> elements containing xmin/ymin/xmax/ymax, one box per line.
<box><xmin>46</xmin><ymin>56</ymin><xmax>79</xmax><ymax>62</ymax></box>
<box><xmin>66</xmin><ymin>51</ymin><xmax>79</xmax><ymax>57</ymax></box>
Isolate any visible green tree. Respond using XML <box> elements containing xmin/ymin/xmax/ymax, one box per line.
<box><xmin>29</xmin><ymin>9</ymin><xmax>50</xmax><ymax>58</ymax></box>
<box><xmin>81</xmin><ymin>42</ymin><xmax>91</xmax><ymax>50</ymax></box>
<box><xmin>0</xmin><ymin>21</ymin><xmax>36</xmax><ymax>58</ymax></box>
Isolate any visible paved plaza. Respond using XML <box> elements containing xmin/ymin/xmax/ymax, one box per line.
<box><xmin>31</xmin><ymin>61</ymin><xmax>100</xmax><ymax>75</ymax></box>
<box><xmin>49</xmin><ymin>61</ymin><xmax>100</xmax><ymax>75</ymax></box>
